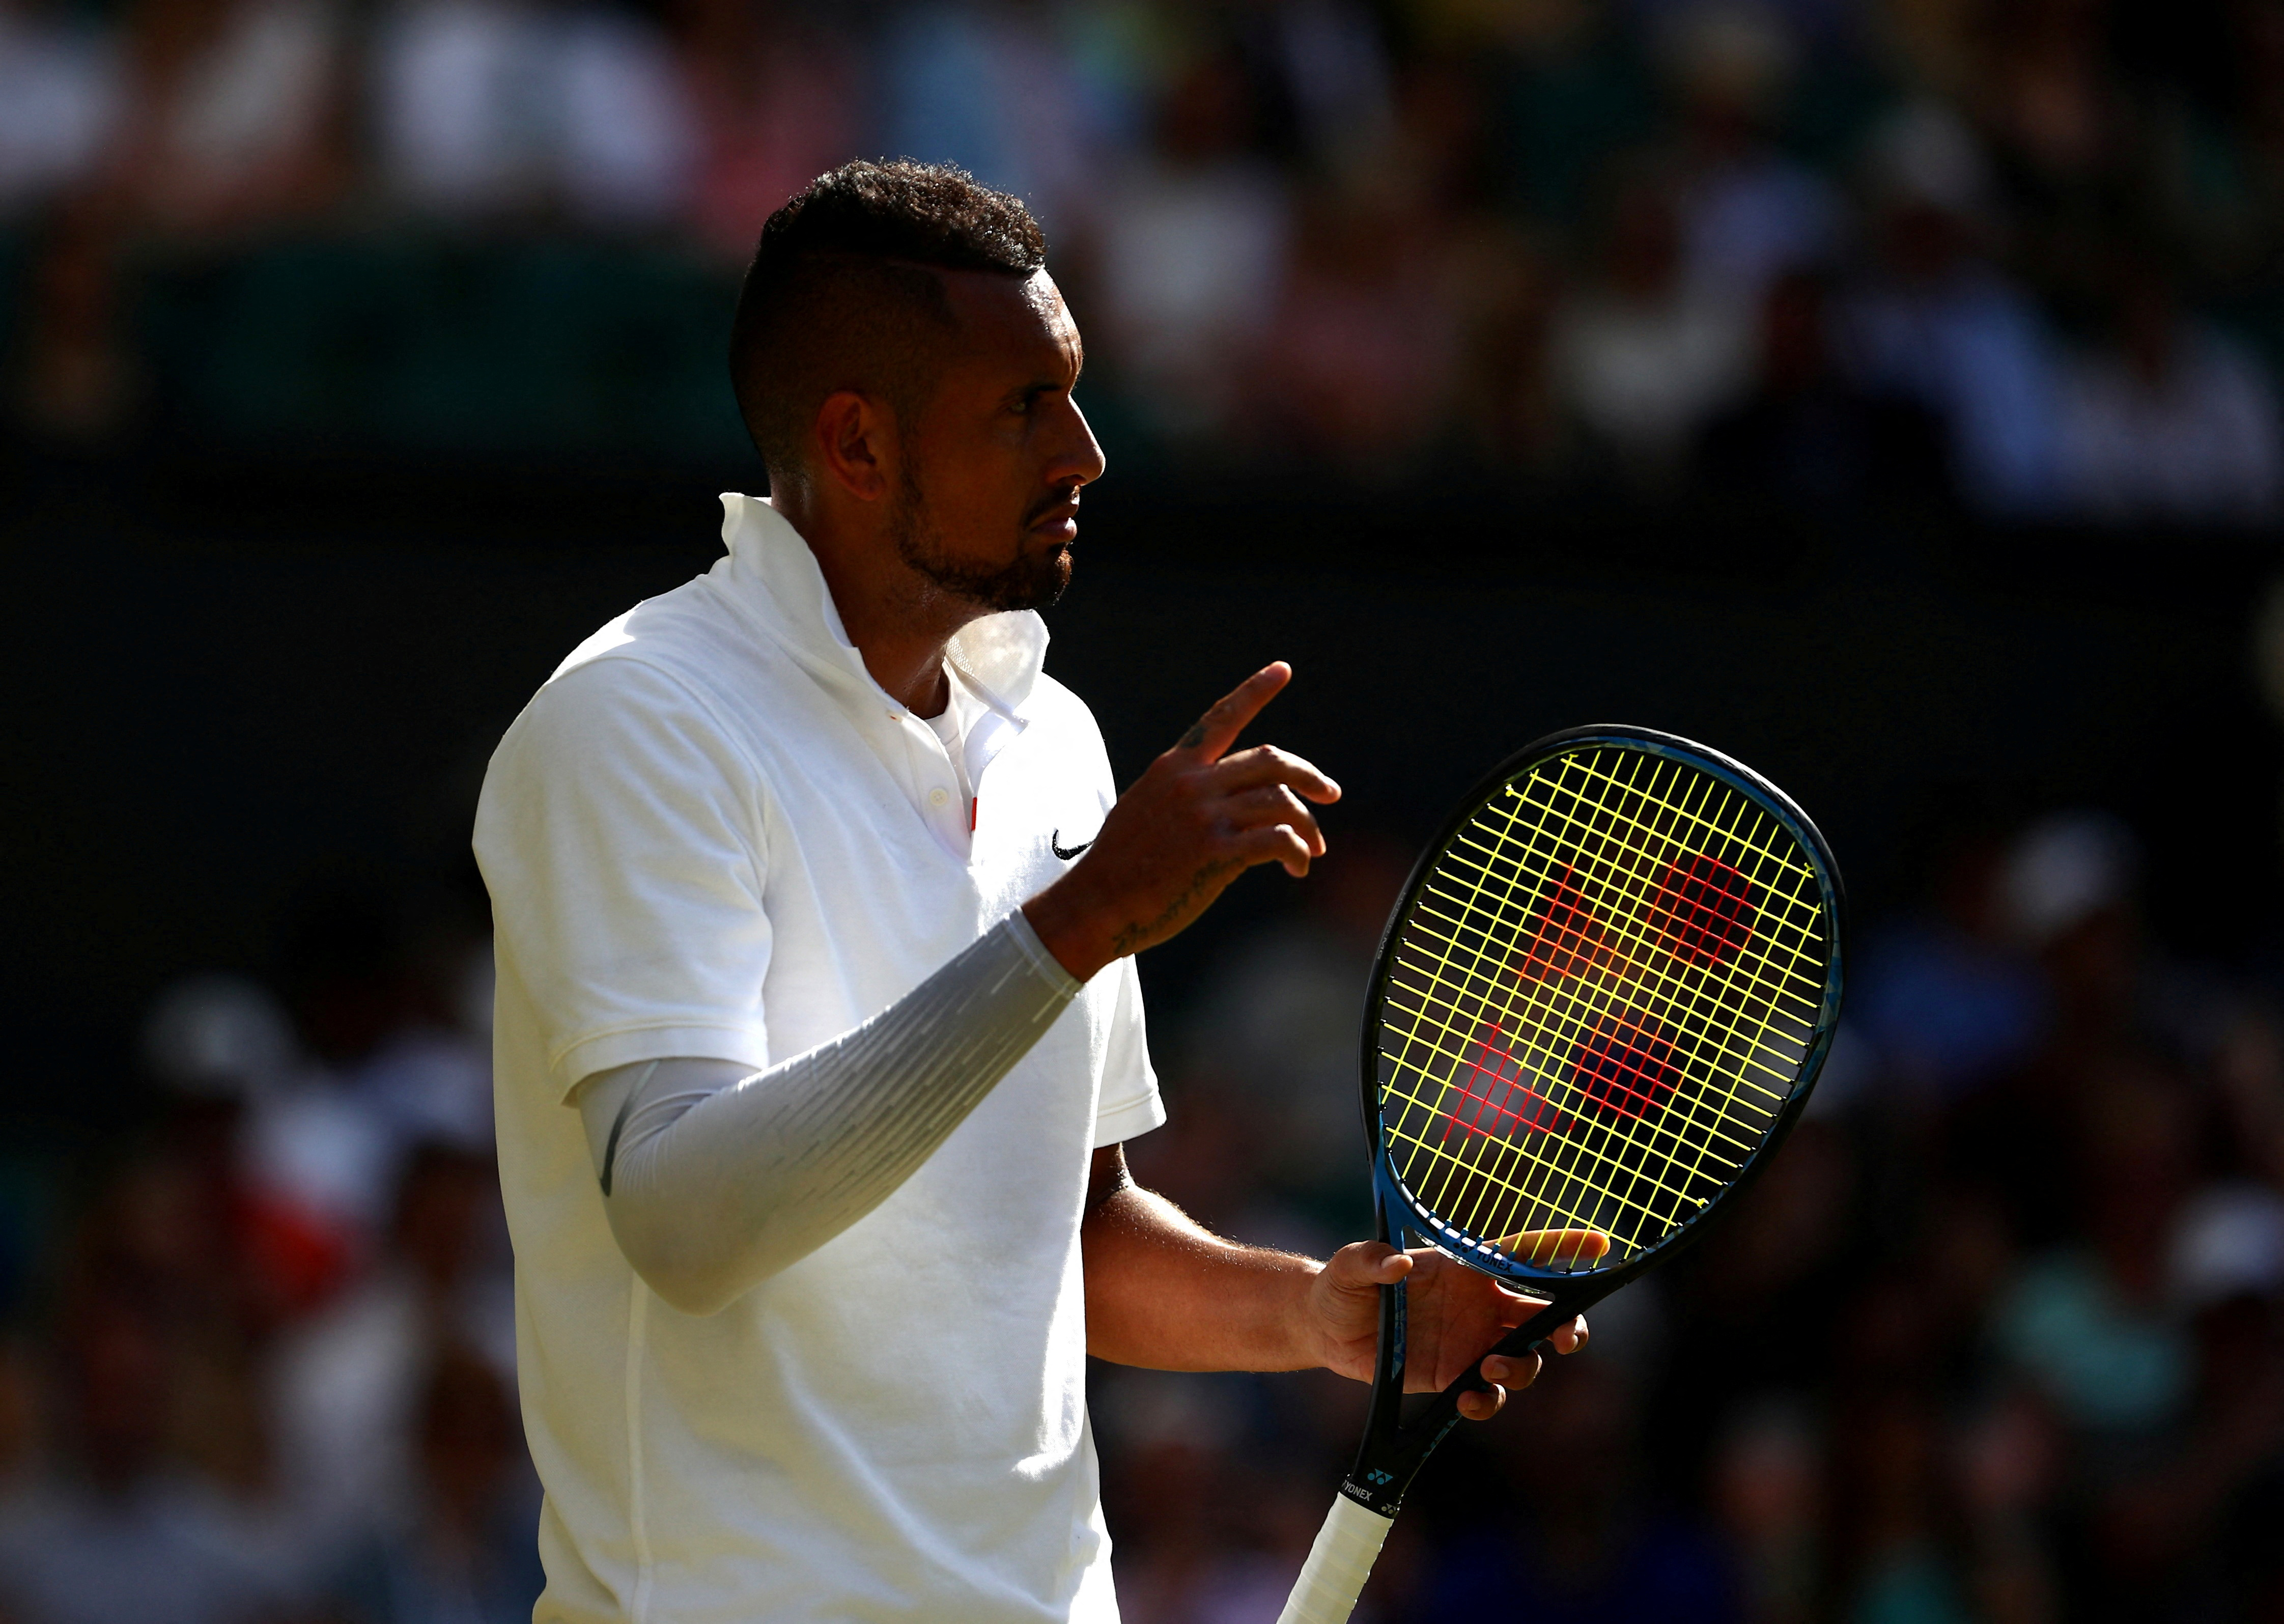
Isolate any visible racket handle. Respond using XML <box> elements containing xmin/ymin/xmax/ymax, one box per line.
<box><xmin>1276</xmin><ymin>1493</ymin><xmax>1395</xmax><ymax>1624</ymax></box>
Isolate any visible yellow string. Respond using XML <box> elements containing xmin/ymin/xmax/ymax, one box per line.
<box><xmin>1456</xmin><ymin>749</ymin><xmax>1786</xmax><ymax>1222</ymax></box>
<box><xmin>1375</xmin><ymin>742</ymin><xmax>1830</xmax><ymax>1264</ymax></box>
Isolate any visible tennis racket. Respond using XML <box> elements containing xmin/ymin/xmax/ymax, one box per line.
<box><xmin>1277</xmin><ymin>725</ymin><xmax>1845</xmax><ymax>1624</ymax></box>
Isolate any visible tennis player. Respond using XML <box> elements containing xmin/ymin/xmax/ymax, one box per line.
<box><xmin>473</xmin><ymin>159</ymin><xmax>1586</xmax><ymax>1624</ymax></box>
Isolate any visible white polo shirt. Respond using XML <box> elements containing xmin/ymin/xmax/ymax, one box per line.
<box><xmin>473</xmin><ymin>493</ymin><xmax>1162</xmax><ymax>1624</ymax></box>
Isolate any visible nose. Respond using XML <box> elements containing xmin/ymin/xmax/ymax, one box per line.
<box><xmin>1049</xmin><ymin>394</ymin><xmax>1108</xmax><ymax>490</ymax></box>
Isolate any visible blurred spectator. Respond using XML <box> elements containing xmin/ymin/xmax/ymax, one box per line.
<box><xmin>1550</xmin><ymin>166</ymin><xmax>1754</xmax><ymax>481</ymax></box>
<box><xmin>1970</xmin><ymin>0</ymin><xmax>2113</xmax><ymax>182</ymax></box>
<box><xmin>1658</xmin><ymin>2</ymin><xmax>1843</xmax><ymax>305</ymax></box>
<box><xmin>2053</xmin><ymin>260</ymin><xmax>2284</xmax><ymax>526</ymax></box>
<box><xmin>1943</xmin><ymin>813</ymin><xmax>2153</xmax><ymax>1251</ymax></box>
<box><xmin>370</xmin><ymin>0</ymin><xmax>560</xmax><ymax>218</ymax></box>
<box><xmin>1422</xmin><ymin>1356</ymin><xmax>1741</xmax><ymax>1622</ymax></box>
<box><xmin>321</xmin><ymin>1347</ymin><xmax>542</xmax><ymax>1624</ymax></box>
<box><xmin>234</xmin><ymin>882</ymin><xmax>493</xmax><ymax>1296</ymax></box>
<box><xmin>1231</xmin><ymin>0</ymin><xmax>1396</xmax><ymax>172</ymax></box>
<box><xmin>1848</xmin><ymin>819</ymin><xmax>2049</xmax><ymax>1104</ymax></box>
<box><xmin>372</xmin><ymin>0</ymin><xmax>694</xmax><ymax>227</ymax></box>
<box><xmin>1486</xmin><ymin>0</ymin><xmax>1661</xmax><ymax>230</ymax></box>
<box><xmin>9</xmin><ymin>195</ymin><xmax>136</xmax><ymax>440</ymax></box>
<box><xmin>2073</xmin><ymin>1184</ymin><xmax>2284</xmax><ymax>1617</ymax></box>
<box><xmin>877</xmin><ymin>2</ymin><xmax>1104</xmax><ymax>235</ymax></box>
<box><xmin>1089</xmin><ymin>48</ymin><xmax>1292</xmax><ymax>446</ymax></box>
<box><xmin>1256</xmin><ymin>155</ymin><xmax>1468</xmax><ymax>473</ymax></box>
<box><xmin>1094</xmin><ymin>1373</ymin><xmax>1323</xmax><ymax>1624</ymax></box>
<box><xmin>550</xmin><ymin>1</ymin><xmax>696</xmax><ymax>228</ymax></box>
<box><xmin>144</xmin><ymin>975</ymin><xmax>302</xmax><ymax>1104</ymax></box>
<box><xmin>1711</xmin><ymin>1398</ymin><xmax>1821</xmax><ymax>1624</ymax></box>
<box><xmin>1952</xmin><ymin>1388</ymin><xmax>2063</xmax><ymax>1624</ymax></box>
<box><xmin>1697</xmin><ymin>268</ymin><xmax>1948</xmax><ymax>506</ymax></box>
<box><xmin>1993</xmin><ymin>1070</ymin><xmax>2196</xmax><ymax>1439</ymax></box>
<box><xmin>270</xmin><ymin>1142</ymin><xmax>515</xmax><ymax>1566</ymax></box>
<box><xmin>1167</xmin><ymin>834</ymin><xmax>1412</xmax><ymax>1226</ymax></box>
<box><xmin>2142</xmin><ymin>0</ymin><xmax>2284</xmax><ymax>296</ymax></box>
<box><xmin>110</xmin><ymin>0</ymin><xmax>350</xmax><ymax>237</ymax></box>
<box><xmin>137</xmin><ymin>975</ymin><xmax>355</xmax><ymax>1326</ymax></box>
<box><xmin>0</xmin><ymin>1295</ymin><xmax>282</xmax><ymax>1624</ymax></box>
<box><xmin>672</xmin><ymin>0</ymin><xmax>859</xmax><ymax>261</ymax></box>
<box><xmin>0</xmin><ymin>1</ymin><xmax>121</xmax><ymax>217</ymax></box>
<box><xmin>1837</xmin><ymin>102</ymin><xmax>2065</xmax><ymax>517</ymax></box>
<box><xmin>1823</xmin><ymin>1387</ymin><xmax>1972</xmax><ymax>1624</ymax></box>
<box><xmin>1660</xmin><ymin>1116</ymin><xmax>1857</xmax><ymax>1481</ymax></box>
<box><xmin>1446</xmin><ymin>210</ymin><xmax>1567</xmax><ymax>468</ymax></box>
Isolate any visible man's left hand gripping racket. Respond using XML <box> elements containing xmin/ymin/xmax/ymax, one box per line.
<box><xmin>1278</xmin><ymin>726</ymin><xmax>1845</xmax><ymax>1624</ymax></box>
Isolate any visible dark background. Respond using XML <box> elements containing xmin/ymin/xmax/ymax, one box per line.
<box><xmin>9</xmin><ymin>459</ymin><xmax>2274</xmax><ymax>1088</ymax></box>
<box><xmin>9</xmin><ymin>0</ymin><xmax>2284</xmax><ymax>1621</ymax></box>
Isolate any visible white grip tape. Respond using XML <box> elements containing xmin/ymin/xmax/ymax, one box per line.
<box><xmin>1276</xmin><ymin>1494</ymin><xmax>1395</xmax><ymax>1624</ymax></box>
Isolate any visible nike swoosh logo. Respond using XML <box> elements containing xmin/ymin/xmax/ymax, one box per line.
<box><xmin>1051</xmin><ymin>830</ymin><xmax>1095</xmax><ymax>860</ymax></box>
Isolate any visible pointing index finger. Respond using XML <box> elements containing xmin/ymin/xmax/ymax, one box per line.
<box><xmin>1177</xmin><ymin>663</ymin><xmax>1291</xmax><ymax>762</ymax></box>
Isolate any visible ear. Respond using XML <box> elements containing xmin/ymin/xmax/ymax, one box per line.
<box><xmin>812</xmin><ymin>389</ymin><xmax>895</xmax><ymax>503</ymax></box>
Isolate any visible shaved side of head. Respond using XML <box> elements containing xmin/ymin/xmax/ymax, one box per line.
<box><xmin>729</xmin><ymin>161</ymin><xmax>1047</xmax><ymax>492</ymax></box>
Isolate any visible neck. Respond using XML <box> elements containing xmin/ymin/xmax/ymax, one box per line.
<box><xmin>774</xmin><ymin>485</ymin><xmax>974</xmax><ymax>716</ymax></box>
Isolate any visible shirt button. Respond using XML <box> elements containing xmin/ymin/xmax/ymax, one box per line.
<box><xmin>929</xmin><ymin>788</ymin><xmax>949</xmax><ymax>807</ymax></box>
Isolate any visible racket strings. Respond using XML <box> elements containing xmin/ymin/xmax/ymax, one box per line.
<box><xmin>1379</xmin><ymin>776</ymin><xmax>1809</xmax><ymax>1179</ymax></box>
<box><xmin>1391</xmin><ymin>767</ymin><xmax>1811</xmax><ymax>1248</ymax></box>
<box><xmin>1407</xmin><ymin>755</ymin><xmax>1826</xmax><ymax>1054</ymax></box>
<box><xmin>1377</xmin><ymin>745</ymin><xmax>1830</xmax><ymax>1267</ymax></box>
<box><xmin>1389</xmin><ymin>767</ymin><xmax>1816</xmax><ymax>1252</ymax></box>
<box><xmin>1427</xmin><ymin>764</ymin><xmax>1824</xmax><ymax>1114</ymax></box>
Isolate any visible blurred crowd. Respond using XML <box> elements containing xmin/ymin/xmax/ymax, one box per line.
<box><xmin>3</xmin><ymin>0</ymin><xmax>2284</xmax><ymax>517</ymax></box>
<box><xmin>6</xmin><ymin>798</ymin><xmax>2284</xmax><ymax>1623</ymax></box>
<box><xmin>1095</xmin><ymin>806</ymin><xmax>2284</xmax><ymax>1624</ymax></box>
<box><xmin>0</xmin><ymin>880</ymin><xmax>529</xmax><ymax>1624</ymax></box>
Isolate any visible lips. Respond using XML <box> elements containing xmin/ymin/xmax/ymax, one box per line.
<box><xmin>1027</xmin><ymin>490</ymin><xmax>1081</xmax><ymax>538</ymax></box>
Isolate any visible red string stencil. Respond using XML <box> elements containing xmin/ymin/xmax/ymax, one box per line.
<box><xmin>1569</xmin><ymin>1010</ymin><xmax>1678</xmax><ymax>1123</ymax></box>
<box><xmin>1647</xmin><ymin>852</ymin><xmax>1757</xmax><ymax>967</ymax></box>
<box><xmin>1516</xmin><ymin>866</ymin><xmax>1624</xmax><ymax>981</ymax></box>
<box><xmin>1440</xmin><ymin>1023</ymin><xmax>1571</xmax><ymax>1142</ymax></box>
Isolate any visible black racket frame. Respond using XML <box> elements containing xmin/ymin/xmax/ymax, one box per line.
<box><xmin>1340</xmin><ymin>724</ymin><xmax>1848</xmax><ymax>1518</ymax></box>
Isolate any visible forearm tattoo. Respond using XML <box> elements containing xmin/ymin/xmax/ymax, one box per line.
<box><xmin>1110</xmin><ymin>858</ymin><xmax>1232</xmax><ymax>956</ymax></box>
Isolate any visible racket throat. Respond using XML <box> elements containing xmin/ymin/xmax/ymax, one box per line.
<box><xmin>1343</xmin><ymin>1271</ymin><xmax>1409</xmax><ymax>1515</ymax></box>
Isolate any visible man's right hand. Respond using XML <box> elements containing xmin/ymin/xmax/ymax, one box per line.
<box><xmin>1023</xmin><ymin>663</ymin><xmax>1341</xmax><ymax>982</ymax></box>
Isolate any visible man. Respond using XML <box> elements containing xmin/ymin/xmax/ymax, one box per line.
<box><xmin>473</xmin><ymin>160</ymin><xmax>1586</xmax><ymax>1624</ymax></box>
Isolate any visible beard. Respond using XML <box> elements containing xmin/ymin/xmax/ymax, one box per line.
<box><xmin>889</xmin><ymin>465</ymin><xmax>1072</xmax><ymax>614</ymax></box>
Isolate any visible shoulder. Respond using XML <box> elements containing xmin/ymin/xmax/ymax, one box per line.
<box><xmin>502</xmin><ymin>646</ymin><xmax>726</xmax><ymax>771</ymax></box>
<box><xmin>477</xmin><ymin>613</ymin><xmax>767</xmax><ymax>843</ymax></box>
<box><xmin>1024</xmin><ymin>671</ymin><xmax>1101</xmax><ymax>734</ymax></box>
<box><xmin>497</xmin><ymin>579</ymin><xmax>774</xmax><ymax>770</ymax></box>
<box><xmin>1024</xmin><ymin>673</ymin><xmax>1117</xmax><ymax>776</ymax></box>
<box><xmin>546</xmin><ymin>577</ymin><xmax>749</xmax><ymax>696</ymax></box>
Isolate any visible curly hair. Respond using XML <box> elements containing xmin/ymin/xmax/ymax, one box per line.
<box><xmin>728</xmin><ymin>160</ymin><xmax>1048</xmax><ymax>485</ymax></box>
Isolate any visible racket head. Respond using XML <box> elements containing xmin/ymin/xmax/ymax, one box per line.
<box><xmin>1363</xmin><ymin>725</ymin><xmax>1845</xmax><ymax>1295</ymax></box>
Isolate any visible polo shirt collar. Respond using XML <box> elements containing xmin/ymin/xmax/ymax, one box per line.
<box><xmin>715</xmin><ymin>492</ymin><xmax>1047</xmax><ymax>722</ymax></box>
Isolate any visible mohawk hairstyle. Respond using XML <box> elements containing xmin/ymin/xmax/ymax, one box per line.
<box><xmin>728</xmin><ymin>160</ymin><xmax>1048</xmax><ymax>485</ymax></box>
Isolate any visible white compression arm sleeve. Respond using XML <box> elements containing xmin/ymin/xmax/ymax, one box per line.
<box><xmin>571</xmin><ymin>911</ymin><xmax>1082</xmax><ymax>1315</ymax></box>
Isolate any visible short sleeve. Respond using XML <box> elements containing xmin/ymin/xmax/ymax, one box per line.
<box><xmin>474</xmin><ymin>656</ymin><xmax>774</xmax><ymax>1096</ymax></box>
<box><xmin>1092</xmin><ymin>956</ymin><xmax>1165</xmax><ymax>1147</ymax></box>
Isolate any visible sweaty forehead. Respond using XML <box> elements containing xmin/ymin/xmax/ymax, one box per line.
<box><xmin>938</xmin><ymin>267</ymin><xmax>1079</xmax><ymax>369</ymax></box>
